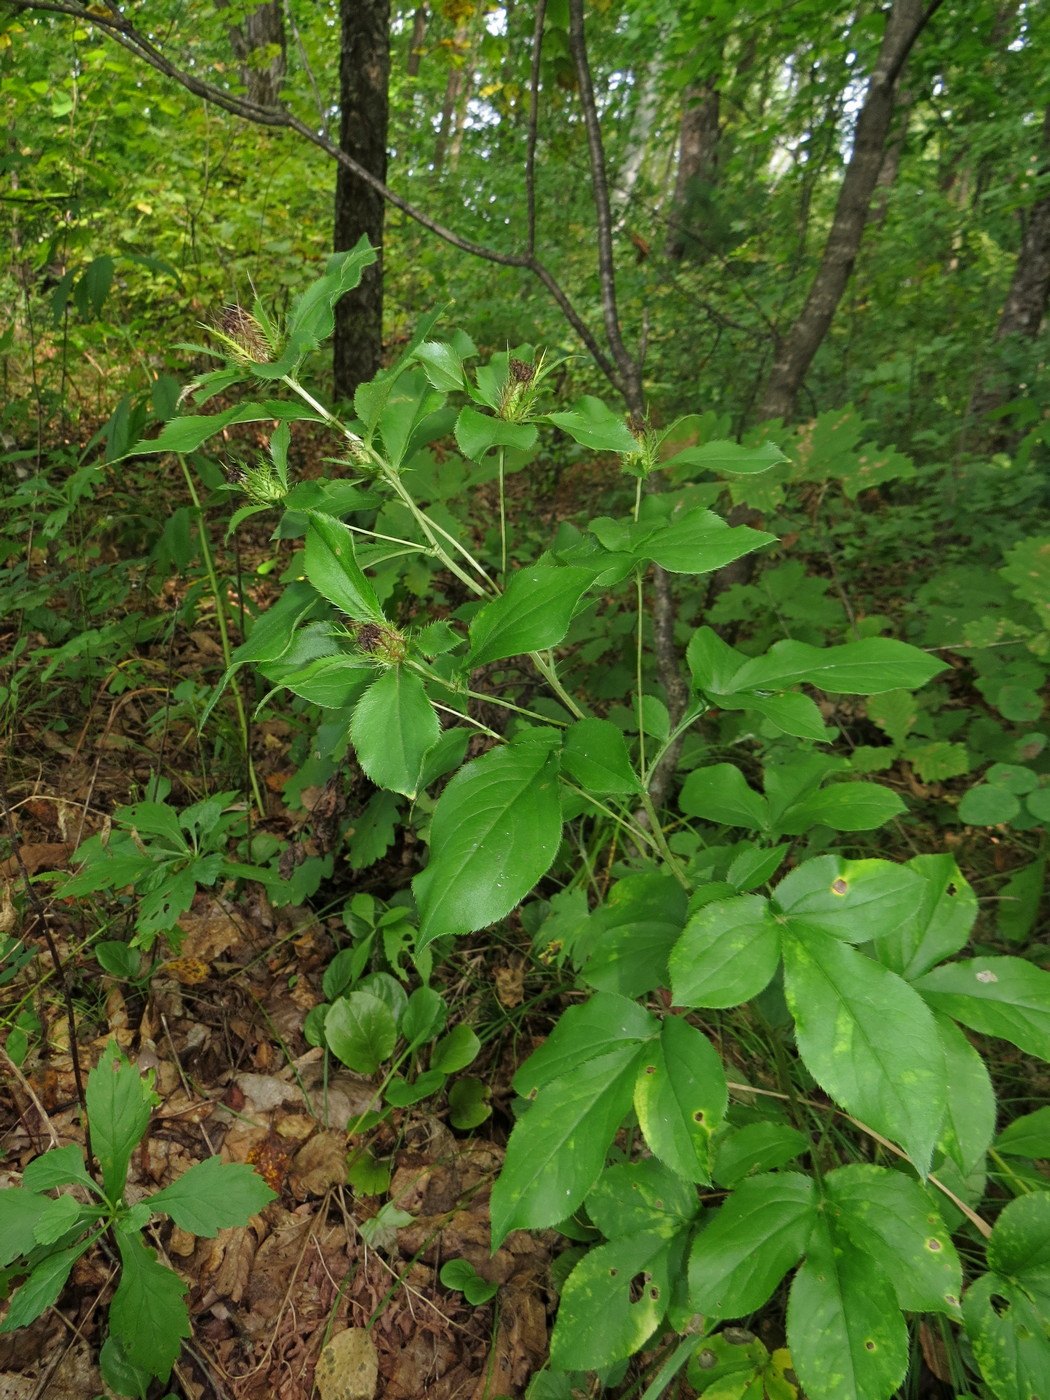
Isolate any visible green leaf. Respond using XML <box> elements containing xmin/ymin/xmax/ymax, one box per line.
<box><xmin>280</xmin><ymin>654</ymin><xmax>374</xmax><ymax>708</ymax></box>
<box><xmin>85</xmin><ymin>1041</ymin><xmax>156</xmax><ymax>1203</ymax></box>
<box><xmin>730</xmin><ymin>639</ymin><xmax>943</xmax><ymax>695</ymax></box>
<box><xmin>415</xmin><ymin>341</ymin><xmax>469</xmax><ymax>393</ymax></box>
<box><xmin>468</xmin><ymin>566</ymin><xmax>592</xmax><ymax>667</ymax></box>
<box><xmin>713</xmin><ymin>1123</ymin><xmax>810</xmax><ymax>1188</ymax></box>
<box><xmin>350</xmin><ymin>667</ymin><xmax>439</xmax><ymax>799</ymax></box>
<box><xmin>111</xmin><ymin>1231</ymin><xmax>190</xmax><ymax>1380</ymax></box>
<box><xmin>448</xmin><ymin>1076</ymin><xmax>491</xmax><ymax>1129</ymax></box>
<box><xmin>455</xmin><ymin>404</ymin><xmax>537</xmax><ymax>459</ymax></box>
<box><xmin>686</xmin><ymin>626</ymin><xmax>750</xmax><ymax>694</ymax></box>
<box><xmin>23</xmin><ymin>1143</ymin><xmax>98</xmax><ymax>1196</ymax></box>
<box><xmin>994</xmin><ymin>1105</ymin><xmax>1050</xmax><ymax>1159</ymax></box>
<box><xmin>664</xmin><ymin>439</ymin><xmax>786</xmax><ymax>476</ymax></box>
<box><xmin>378</xmin><ymin>370</ymin><xmax>447</xmax><ymax>468</ymax></box>
<box><xmin>689</xmin><ymin>1173</ymin><xmax>817</xmax><ymax>1317</ymax></box>
<box><xmin>963</xmin><ymin>1272</ymin><xmax>1050</xmax><ymax>1400</ymax></box>
<box><xmin>325</xmin><ymin>992</ymin><xmax>398</xmax><ymax>1073</ymax></box>
<box><xmin>783</xmin><ymin>926</ymin><xmax>946</xmax><ymax>1175</ymax></box>
<box><xmin>34</xmin><ymin>1193</ymin><xmax>89</xmax><ymax>1246</ymax></box>
<box><xmin>0</xmin><ymin>1242</ymin><xmax>89</xmax><ymax>1334</ymax></box>
<box><xmin>776</xmin><ymin>781</ymin><xmax>907</xmax><ymax>834</ymax></box>
<box><xmin>400</xmin><ymin>985</ymin><xmax>447</xmax><ymax>1050</ymax></box>
<box><xmin>715</xmin><ymin>689</ymin><xmax>831</xmax><ymax>742</ymax></box>
<box><xmin>934</xmin><ymin>1013</ymin><xmax>997</xmax><ymax>1177</ymax></box>
<box><xmin>873</xmin><ymin>854</ymin><xmax>977</xmax><ymax>980</ymax></box>
<box><xmin>643</xmin><ymin>510</ymin><xmax>775</xmax><ymax>575</ymax></box>
<box><xmin>512</xmin><ymin>992</ymin><xmax>658</xmax><ymax>1095</ymax></box>
<box><xmin>385</xmin><ymin>1070</ymin><xmax>447</xmax><ymax>1106</ymax></box>
<box><xmin>99</xmin><ymin>1333</ymin><xmax>155</xmax><ymax>1400</ymax></box>
<box><xmin>825</xmin><ymin>1164</ymin><xmax>962</xmax><ymax>1315</ymax></box>
<box><xmin>285</xmin><ymin>241</ymin><xmax>378</xmax><ymax>357</ymax></box>
<box><xmin>431</xmin><ymin>1023</ymin><xmax>482</xmax><ymax>1074</ymax></box>
<box><xmin>0</xmin><ymin>1189</ymin><xmax>54</xmax><ymax>1267</ymax></box>
<box><xmin>561</xmin><ymin>718</ymin><xmax>643</xmax><ymax>795</ymax></box>
<box><xmin>773</xmin><ymin>856</ymin><xmax>925</xmax><ymax>946</ymax></box>
<box><xmin>670</xmin><ymin>896</ymin><xmax>781</xmax><ymax>1008</ymax></box>
<box><xmin>788</xmin><ymin>1216</ymin><xmax>908</xmax><ymax>1400</ymax></box>
<box><xmin>489</xmin><ymin>1044</ymin><xmax>645</xmax><ymax>1246</ymax></box>
<box><xmin>997</xmin><ymin>858</ymin><xmax>1047</xmax><ymax>943</ymax></box>
<box><xmin>148</xmin><ymin>1158</ymin><xmax>276</xmax><ymax>1236</ymax></box>
<box><xmin>127</xmin><ymin>400</ymin><xmax>322</xmax><ymax>456</ymax></box>
<box><xmin>546</xmin><ymin>396</ymin><xmax>639</xmax><ymax>453</ymax></box>
<box><xmin>303</xmin><ymin>512</ymin><xmax>385</xmax><ymax>624</ymax></box>
<box><xmin>634</xmin><ymin>1014</ymin><xmax>727</xmax><ymax>1182</ymax></box>
<box><xmin>414</xmin><ymin>741</ymin><xmax>562</xmax><ymax>946</ymax></box>
<box><xmin>914</xmin><ymin>957</ymin><xmax>1050</xmax><ymax>1059</ymax></box>
<box><xmin>679</xmin><ymin>764</ymin><xmax>769</xmax><ymax>832</ymax></box>
<box><xmin>440</xmin><ymin>1258</ymin><xmax>498</xmax><ymax>1304</ymax></box>
<box><xmin>580</xmin><ymin>874</ymin><xmax>688</xmax><ymax>998</ymax></box>
<box><xmin>958</xmin><ymin>783</ymin><xmax>1022</xmax><ymax>825</ymax></box>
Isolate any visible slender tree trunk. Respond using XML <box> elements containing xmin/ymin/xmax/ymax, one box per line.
<box><xmin>333</xmin><ymin>0</ymin><xmax>390</xmax><ymax>401</ymax></box>
<box><xmin>757</xmin><ymin>0</ymin><xmax>943</xmax><ymax>422</ymax></box>
<box><xmin>612</xmin><ymin>35</ymin><xmax>668</xmax><ymax>224</ymax></box>
<box><xmin>968</xmin><ymin>103</ymin><xmax>1050</xmax><ymax>441</ymax></box>
<box><xmin>406</xmin><ymin>5</ymin><xmax>427</xmax><ymax>76</ymax></box>
<box><xmin>214</xmin><ymin>0</ymin><xmax>286</xmax><ymax>107</ymax></box>
<box><xmin>664</xmin><ymin>79</ymin><xmax>720</xmax><ymax>259</ymax></box>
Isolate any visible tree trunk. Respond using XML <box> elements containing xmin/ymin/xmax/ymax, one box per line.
<box><xmin>664</xmin><ymin>80</ymin><xmax>720</xmax><ymax>259</ymax></box>
<box><xmin>757</xmin><ymin>0</ymin><xmax>942</xmax><ymax>423</ymax></box>
<box><xmin>968</xmin><ymin>103</ymin><xmax>1050</xmax><ymax>441</ymax></box>
<box><xmin>406</xmin><ymin>5</ymin><xmax>427</xmax><ymax>76</ymax></box>
<box><xmin>333</xmin><ymin>0</ymin><xmax>390</xmax><ymax>401</ymax></box>
<box><xmin>214</xmin><ymin>0</ymin><xmax>286</xmax><ymax>107</ymax></box>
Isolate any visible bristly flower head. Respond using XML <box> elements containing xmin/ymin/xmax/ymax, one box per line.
<box><xmin>355</xmin><ymin>622</ymin><xmax>407</xmax><ymax>665</ymax></box>
<box><xmin>224</xmin><ymin>457</ymin><xmax>287</xmax><ymax>506</ymax></box>
<box><xmin>215</xmin><ymin>304</ymin><xmax>271</xmax><ymax>365</ymax></box>
<box><xmin>498</xmin><ymin>351</ymin><xmax>546</xmax><ymax>423</ymax></box>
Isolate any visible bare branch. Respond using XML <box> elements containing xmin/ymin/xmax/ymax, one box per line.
<box><xmin>566</xmin><ymin>0</ymin><xmax>642</xmax><ymax>413</ymax></box>
<box><xmin>7</xmin><ymin>0</ymin><xmax>622</xmax><ymax>387</ymax></box>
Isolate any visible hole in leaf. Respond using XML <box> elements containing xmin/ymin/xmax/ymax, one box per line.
<box><xmin>629</xmin><ymin>1272</ymin><xmax>649</xmax><ymax>1302</ymax></box>
<box><xmin>693</xmin><ymin>1109</ymin><xmax>705</xmax><ymax>1123</ymax></box>
<box><xmin>990</xmin><ymin>1294</ymin><xmax>1011</xmax><ymax>1317</ymax></box>
<box><xmin>947</xmin><ymin>882</ymin><xmax>957</xmax><ymax>895</ymax></box>
<box><xmin>865</xmin><ymin>1341</ymin><xmax>876</xmax><ymax>1351</ymax></box>
<box><xmin>643</xmin><ymin>1064</ymin><xmax>656</xmax><ymax>1075</ymax></box>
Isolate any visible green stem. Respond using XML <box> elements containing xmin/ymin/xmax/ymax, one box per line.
<box><xmin>637</xmin><ymin>789</ymin><xmax>689</xmax><ymax>888</ymax></box>
<box><xmin>178</xmin><ymin>456</ymin><xmax>266</xmax><ymax>819</ymax></box>
<box><xmin>498</xmin><ymin>445</ymin><xmax>508</xmax><ymax>575</ymax></box>
<box><xmin>635</xmin><ymin>569</ymin><xmax>646</xmax><ymax>780</ymax></box>
<box><xmin>528</xmin><ymin>650</ymin><xmax>586</xmax><ymax>719</ymax></box>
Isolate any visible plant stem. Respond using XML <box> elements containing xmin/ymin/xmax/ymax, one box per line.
<box><xmin>178</xmin><ymin>456</ymin><xmax>267</xmax><ymax>819</ymax></box>
<box><xmin>528</xmin><ymin>650</ymin><xmax>586</xmax><ymax>719</ymax></box>
<box><xmin>498</xmin><ymin>444</ymin><xmax>508</xmax><ymax>575</ymax></box>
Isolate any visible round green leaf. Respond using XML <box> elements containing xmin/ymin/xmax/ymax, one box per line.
<box><xmin>324</xmin><ymin>992</ymin><xmax>397</xmax><ymax>1073</ymax></box>
<box><xmin>958</xmin><ymin>783</ymin><xmax>1021</xmax><ymax>826</ymax></box>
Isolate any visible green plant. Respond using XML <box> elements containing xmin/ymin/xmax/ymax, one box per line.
<box><xmin>58</xmin><ymin>784</ymin><xmax>276</xmax><ymax>952</ymax></box>
<box><xmin>0</xmin><ymin>1040</ymin><xmax>275</xmax><ymax>1397</ymax></box>
<box><xmin>130</xmin><ymin>248</ymin><xmax>1050</xmax><ymax>1400</ymax></box>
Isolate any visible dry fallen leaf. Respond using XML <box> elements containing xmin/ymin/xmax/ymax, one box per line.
<box><xmin>315</xmin><ymin>1328</ymin><xmax>379</xmax><ymax>1400</ymax></box>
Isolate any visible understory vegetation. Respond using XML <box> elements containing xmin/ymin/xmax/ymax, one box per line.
<box><xmin>1</xmin><ymin>3</ymin><xmax>1049</xmax><ymax>1399</ymax></box>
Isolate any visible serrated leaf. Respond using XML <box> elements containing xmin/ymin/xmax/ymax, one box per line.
<box><xmin>783</xmin><ymin>926</ymin><xmax>946</xmax><ymax>1175</ymax></box>
<box><xmin>663</xmin><ymin>439</ymin><xmax>786</xmax><ymax>476</ymax></box>
<box><xmin>325</xmin><ymin>992</ymin><xmax>398</xmax><ymax>1073</ymax></box>
<box><xmin>787</xmin><ymin>1218</ymin><xmax>907</xmax><ymax>1400</ymax></box>
<box><xmin>580</xmin><ymin>874</ymin><xmax>688</xmax><ymax>997</ymax></box>
<box><xmin>85</xmin><ymin>1042</ymin><xmax>156</xmax><ymax>1203</ymax></box>
<box><xmin>546</xmin><ymin>396</ymin><xmax>639</xmax><ymax>453</ymax></box>
<box><xmin>468</xmin><ymin>566</ymin><xmax>592</xmax><ymax>667</ymax></box>
<box><xmin>825</xmin><ymin>1164</ymin><xmax>962</xmax><ymax>1315</ymax></box>
<box><xmin>713</xmin><ymin>1123</ymin><xmax>810</xmax><ymax>1188</ymax></box>
<box><xmin>934</xmin><ymin>1012</ymin><xmax>996</xmax><ymax>1177</ymax></box>
<box><xmin>679</xmin><ymin>764</ymin><xmax>769</xmax><ymax>831</ymax></box>
<box><xmin>689</xmin><ymin>1173</ymin><xmax>817</xmax><ymax>1317</ymax></box>
<box><xmin>350</xmin><ymin>667</ymin><xmax>439</xmax><ymax>798</ymax></box>
<box><xmin>634</xmin><ymin>1014</ymin><xmax>727</xmax><ymax>1182</ymax></box>
<box><xmin>963</xmin><ymin>1272</ymin><xmax>1050</xmax><ymax>1400</ymax></box>
<box><xmin>148</xmin><ymin>1158</ymin><xmax>276</xmax><ymax>1236</ymax></box>
<box><xmin>127</xmin><ymin>400</ymin><xmax>321</xmax><ymax>457</ymax></box>
<box><xmin>670</xmin><ymin>896</ymin><xmax>781</xmax><ymax>1008</ymax></box>
<box><xmin>512</xmin><ymin>993</ymin><xmax>658</xmax><ymax>1096</ymax></box>
<box><xmin>875</xmin><ymin>854</ymin><xmax>976</xmax><ymax>980</ymax></box>
<box><xmin>22</xmin><ymin>1144</ymin><xmax>98</xmax><ymax>1196</ymax></box>
<box><xmin>455</xmin><ymin>403</ymin><xmax>537</xmax><ymax>459</ymax></box>
<box><xmin>773</xmin><ymin>855</ymin><xmax>924</xmax><ymax>946</ymax></box>
<box><xmin>730</xmin><ymin>639</ymin><xmax>943</xmax><ymax>695</ymax></box>
<box><xmin>303</xmin><ymin>512</ymin><xmax>385</xmax><ymax>624</ymax></box>
<box><xmin>777</xmin><ymin>781</ymin><xmax>906</xmax><ymax>834</ymax></box>
<box><xmin>914</xmin><ymin>957</ymin><xmax>1050</xmax><ymax>1060</ymax></box>
<box><xmin>489</xmin><ymin>1045</ymin><xmax>645</xmax><ymax>1246</ymax></box>
<box><xmin>0</xmin><ymin>1189</ymin><xmax>54</xmax><ymax>1267</ymax></box>
<box><xmin>111</xmin><ymin>1231</ymin><xmax>190</xmax><ymax>1380</ymax></box>
<box><xmin>561</xmin><ymin>718</ymin><xmax>642</xmax><ymax>795</ymax></box>
<box><xmin>994</xmin><ymin>1105</ymin><xmax>1050</xmax><ymax>1159</ymax></box>
<box><xmin>414</xmin><ymin>742</ymin><xmax>562</xmax><ymax>946</ymax></box>
<box><xmin>0</xmin><ymin>1242</ymin><xmax>89</xmax><ymax>1334</ymax></box>
<box><xmin>33</xmin><ymin>1193</ymin><xmax>87</xmax><ymax>1246</ymax></box>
